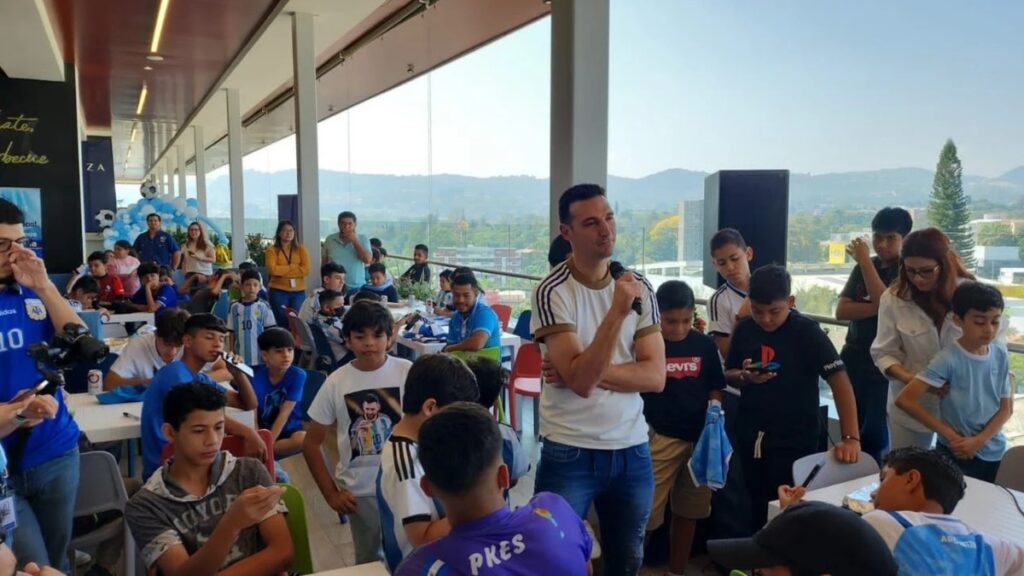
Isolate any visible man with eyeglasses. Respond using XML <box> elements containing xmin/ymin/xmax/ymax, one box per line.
<box><xmin>0</xmin><ymin>198</ymin><xmax>84</xmax><ymax>572</ymax></box>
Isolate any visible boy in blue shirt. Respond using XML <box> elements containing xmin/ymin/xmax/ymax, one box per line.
<box><xmin>443</xmin><ymin>270</ymin><xmax>501</xmax><ymax>352</ymax></box>
<box><xmin>141</xmin><ymin>313</ymin><xmax>262</xmax><ymax>478</ymax></box>
<box><xmin>642</xmin><ymin>280</ymin><xmax>725</xmax><ymax>576</ymax></box>
<box><xmin>252</xmin><ymin>328</ymin><xmax>306</xmax><ymax>461</ymax></box>
<box><xmin>896</xmin><ymin>281</ymin><xmax>1013</xmax><ymax>482</ymax></box>
<box><xmin>229</xmin><ymin>270</ymin><xmax>277</xmax><ymax>366</ymax></box>
<box><xmin>464</xmin><ymin>356</ymin><xmax>529</xmax><ymax>496</ymax></box>
<box><xmin>396</xmin><ymin>402</ymin><xmax>592</xmax><ymax>576</ymax></box>
<box><xmin>361</xmin><ymin>263</ymin><xmax>399</xmax><ymax>303</ymax></box>
<box><xmin>129</xmin><ymin>262</ymin><xmax>178</xmax><ymax>315</ymax></box>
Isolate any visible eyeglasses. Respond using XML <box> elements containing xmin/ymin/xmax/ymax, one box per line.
<box><xmin>905</xmin><ymin>264</ymin><xmax>940</xmax><ymax>278</ymax></box>
<box><xmin>0</xmin><ymin>237</ymin><xmax>29</xmax><ymax>253</ymax></box>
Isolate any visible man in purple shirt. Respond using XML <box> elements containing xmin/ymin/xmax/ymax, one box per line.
<box><xmin>396</xmin><ymin>403</ymin><xmax>592</xmax><ymax>576</ymax></box>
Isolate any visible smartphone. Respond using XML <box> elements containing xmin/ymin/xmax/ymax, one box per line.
<box><xmin>11</xmin><ymin>380</ymin><xmax>52</xmax><ymax>403</ymax></box>
<box><xmin>801</xmin><ymin>460</ymin><xmax>826</xmax><ymax>488</ymax></box>
<box><xmin>404</xmin><ymin>312</ymin><xmax>422</xmax><ymax>331</ymax></box>
<box><xmin>748</xmin><ymin>361</ymin><xmax>780</xmax><ymax>374</ymax></box>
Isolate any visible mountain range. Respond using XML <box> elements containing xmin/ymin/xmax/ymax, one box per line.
<box><xmin>203</xmin><ymin>166</ymin><xmax>1024</xmax><ymax>221</ymax></box>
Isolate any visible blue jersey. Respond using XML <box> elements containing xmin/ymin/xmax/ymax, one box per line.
<box><xmin>130</xmin><ymin>284</ymin><xmax>179</xmax><ymax>316</ymax></box>
<box><xmin>133</xmin><ymin>230</ymin><xmax>180</xmax><ymax>266</ymax></box>
<box><xmin>229</xmin><ymin>300</ymin><xmax>276</xmax><ymax>366</ymax></box>
<box><xmin>141</xmin><ymin>361</ymin><xmax>215</xmax><ymax>477</ymax></box>
<box><xmin>448</xmin><ymin>298</ymin><xmax>502</xmax><ymax>349</ymax></box>
<box><xmin>251</xmin><ymin>365</ymin><xmax>305</xmax><ymax>433</ymax></box>
<box><xmin>0</xmin><ymin>286</ymin><xmax>80</xmax><ymax>473</ymax></box>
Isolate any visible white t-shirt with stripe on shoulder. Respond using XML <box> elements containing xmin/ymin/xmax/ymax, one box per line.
<box><xmin>530</xmin><ymin>256</ymin><xmax>661</xmax><ymax>450</ymax></box>
<box><xmin>377</xmin><ymin>435</ymin><xmax>445</xmax><ymax>572</ymax></box>
<box><xmin>707</xmin><ymin>281</ymin><xmax>747</xmax><ymax>396</ymax></box>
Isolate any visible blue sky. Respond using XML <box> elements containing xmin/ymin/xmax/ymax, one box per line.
<box><xmin>229</xmin><ymin>1</ymin><xmax>1024</xmax><ymax>181</ymax></box>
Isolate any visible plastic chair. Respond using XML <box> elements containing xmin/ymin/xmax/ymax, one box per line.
<box><xmin>162</xmin><ymin>429</ymin><xmax>276</xmax><ymax>477</ymax></box>
<box><xmin>492</xmin><ymin>304</ymin><xmax>512</xmax><ymax>332</ymax></box>
<box><xmin>512</xmin><ymin>309</ymin><xmax>533</xmax><ymax>342</ymax></box>
<box><xmin>995</xmin><ymin>445</ymin><xmax>1024</xmax><ymax>492</ymax></box>
<box><xmin>286</xmin><ymin>312</ymin><xmax>317</xmax><ymax>370</ymax></box>
<box><xmin>448</xmin><ymin>347</ymin><xmax>501</xmax><ymax>363</ymax></box>
<box><xmin>301</xmin><ymin>368</ymin><xmax>327</xmax><ymax>419</ymax></box>
<box><xmin>507</xmin><ymin>342</ymin><xmax>542</xmax><ymax>436</ymax></box>
<box><xmin>212</xmin><ymin>290</ymin><xmax>230</xmax><ymax>321</ymax></box>
<box><xmin>67</xmin><ymin>451</ymin><xmax>135</xmax><ymax>576</ymax></box>
<box><xmin>792</xmin><ymin>450</ymin><xmax>879</xmax><ymax>491</ymax></box>
<box><xmin>279</xmin><ymin>483</ymin><xmax>314</xmax><ymax>574</ymax></box>
<box><xmin>307</xmin><ymin>322</ymin><xmax>341</xmax><ymax>372</ymax></box>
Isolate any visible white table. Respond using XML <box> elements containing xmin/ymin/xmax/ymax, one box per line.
<box><xmin>311</xmin><ymin>562</ymin><xmax>388</xmax><ymax>576</ymax></box>
<box><xmin>397</xmin><ymin>332</ymin><xmax>521</xmax><ymax>361</ymax></box>
<box><xmin>768</xmin><ymin>474</ymin><xmax>1024</xmax><ymax>545</ymax></box>
<box><xmin>103</xmin><ymin>312</ymin><xmax>155</xmax><ymax>326</ymax></box>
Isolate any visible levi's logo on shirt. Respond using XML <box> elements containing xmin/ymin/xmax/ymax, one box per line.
<box><xmin>666</xmin><ymin>356</ymin><xmax>701</xmax><ymax>379</ymax></box>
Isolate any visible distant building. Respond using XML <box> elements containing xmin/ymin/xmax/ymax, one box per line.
<box><xmin>432</xmin><ymin>246</ymin><xmax>542</xmax><ymax>287</ymax></box>
<box><xmin>974</xmin><ymin>245</ymin><xmax>1022</xmax><ymax>280</ymax></box>
<box><xmin>677</xmin><ymin>200</ymin><xmax>704</xmax><ymax>263</ymax></box>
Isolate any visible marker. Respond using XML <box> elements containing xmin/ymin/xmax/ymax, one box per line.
<box><xmin>123</xmin><ymin>411</ymin><xmax>141</xmax><ymax>421</ymax></box>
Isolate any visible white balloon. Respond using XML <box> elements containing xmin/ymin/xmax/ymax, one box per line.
<box><xmin>102</xmin><ymin>228</ymin><xmax>116</xmax><ymax>238</ymax></box>
<box><xmin>185</xmin><ymin>207</ymin><xmax>199</xmax><ymax>219</ymax></box>
<box><xmin>140</xmin><ymin>204</ymin><xmax>156</xmax><ymax>215</ymax></box>
<box><xmin>173</xmin><ymin>197</ymin><xmax>187</xmax><ymax>211</ymax></box>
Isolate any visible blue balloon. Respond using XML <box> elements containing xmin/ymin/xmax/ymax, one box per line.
<box><xmin>186</xmin><ymin>198</ymin><xmax>199</xmax><ymax>208</ymax></box>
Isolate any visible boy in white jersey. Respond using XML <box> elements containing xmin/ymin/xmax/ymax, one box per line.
<box><xmin>531</xmin><ymin>183</ymin><xmax>665</xmax><ymax>574</ymax></box>
<box><xmin>229</xmin><ymin>269</ymin><xmax>276</xmax><ymax>365</ymax></box>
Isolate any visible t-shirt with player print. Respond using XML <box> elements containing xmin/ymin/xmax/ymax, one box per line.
<box><xmin>726</xmin><ymin>310</ymin><xmax>846</xmax><ymax>450</ymax></box>
<box><xmin>125</xmin><ymin>452</ymin><xmax>287</xmax><ymax>571</ymax></box>
<box><xmin>378</xmin><ymin>435</ymin><xmax>446</xmax><ymax>572</ymax></box>
<box><xmin>641</xmin><ymin>329</ymin><xmax>725</xmax><ymax>442</ymax></box>
<box><xmin>395</xmin><ymin>492</ymin><xmax>592</xmax><ymax>576</ymax></box>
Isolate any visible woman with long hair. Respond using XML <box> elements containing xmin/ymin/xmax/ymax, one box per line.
<box><xmin>182</xmin><ymin>221</ymin><xmax>215</xmax><ymax>278</ymax></box>
<box><xmin>265</xmin><ymin>220</ymin><xmax>310</xmax><ymax>326</ymax></box>
<box><xmin>871</xmin><ymin>227</ymin><xmax>975</xmax><ymax>450</ymax></box>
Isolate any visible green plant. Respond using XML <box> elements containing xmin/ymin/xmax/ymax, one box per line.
<box><xmin>396</xmin><ymin>278</ymin><xmax>434</xmax><ymax>301</ymax></box>
<box><xmin>246</xmin><ymin>233</ymin><xmax>268</xmax><ymax>266</ymax></box>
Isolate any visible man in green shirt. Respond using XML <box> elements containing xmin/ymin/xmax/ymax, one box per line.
<box><xmin>323</xmin><ymin>211</ymin><xmax>372</xmax><ymax>293</ymax></box>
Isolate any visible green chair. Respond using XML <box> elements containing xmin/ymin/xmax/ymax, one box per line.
<box><xmin>447</xmin><ymin>347</ymin><xmax>507</xmax><ymax>422</ymax></box>
<box><xmin>279</xmin><ymin>483</ymin><xmax>314</xmax><ymax>575</ymax></box>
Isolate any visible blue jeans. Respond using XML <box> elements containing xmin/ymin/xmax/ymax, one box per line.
<box><xmin>10</xmin><ymin>447</ymin><xmax>80</xmax><ymax>572</ymax></box>
<box><xmin>535</xmin><ymin>439</ymin><xmax>654</xmax><ymax>575</ymax></box>
<box><xmin>269</xmin><ymin>288</ymin><xmax>306</xmax><ymax>327</ymax></box>
<box><xmin>937</xmin><ymin>444</ymin><xmax>1001</xmax><ymax>483</ymax></box>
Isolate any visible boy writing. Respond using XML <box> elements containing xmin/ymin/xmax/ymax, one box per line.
<box><xmin>298</xmin><ymin>262</ymin><xmax>346</xmax><ymax>322</ymax></box>
<box><xmin>127</xmin><ymin>382</ymin><xmax>293</xmax><ymax>576</ymax></box>
<box><xmin>725</xmin><ymin>264</ymin><xmax>860</xmax><ymax>528</ymax></box>
<box><xmin>895</xmin><ymin>281</ymin><xmax>1012</xmax><ymax>482</ymax></box>
<box><xmin>251</xmin><ymin>328</ymin><xmax>306</xmax><ymax>461</ymax></box>
<box><xmin>362</xmin><ymin>263</ymin><xmax>399</xmax><ymax>303</ymax></box>
<box><xmin>129</xmin><ymin>262</ymin><xmax>178</xmax><ymax>315</ymax></box>
<box><xmin>642</xmin><ymin>280</ymin><xmax>725</xmax><ymax>575</ymax></box>
<box><xmin>400</xmin><ymin>244</ymin><xmax>431</xmax><ymax>284</ymax></box>
<box><xmin>396</xmin><ymin>403</ymin><xmax>592</xmax><ymax>576</ymax></box>
<box><xmin>464</xmin><ymin>356</ymin><xmax>530</xmax><ymax>493</ymax></box>
<box><xmin>303</xmin><ymin>301</ymin><xmax>413</xmax><ymax>564</ymax></box>
<box><xmin>433</xmin><ymin>269</ymin><xmax>454</xmax><ymax>316</ymax></box>
<box><xmin>67</xmin><ymin>276</ymin><xmax>100</xmax><ymax>312</ymax></box>
<box><xmin>229</xmin><ymin>269</ymin><xmax>277</xmax><ymax>366</ymax></box>
<box><xmin>837</xmin><ymin>207</ymin><xmax>913</xmax><ymax>462</ymax></box>
<box><xmin>376</xmin><ymin>354</ymin><xmax>480</xmax><ymax>571</ymax></box>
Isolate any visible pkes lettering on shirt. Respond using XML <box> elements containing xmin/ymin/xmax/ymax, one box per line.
<box><xmin>468</xmin><ymin>533</ymin><xmax>526</xmax><ymax>575</ymax></box>
<box><xmin>666</xmin><ymin>356</ymin><xmax>701</xmax><ymax>379</ymax></box>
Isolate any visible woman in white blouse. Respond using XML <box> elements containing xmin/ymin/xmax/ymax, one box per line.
<box><xmin>182</xmin><ymin>221</ymin><xmax>215</xmax><ymax>277</ymax></box>
<box><xmin>871</xmin><ymin>228</ymin><xmax>975</xmax><ymax>450</ymax></box>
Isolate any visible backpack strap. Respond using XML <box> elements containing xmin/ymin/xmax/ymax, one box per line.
<box><xmin>886</xmin><ymin>510</ymin><xmax>914</xmax><ymax>529</ymax></box>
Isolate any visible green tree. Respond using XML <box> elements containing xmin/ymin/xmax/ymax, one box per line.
<box><xmin>794</xmin><ymin>285</ymin><xmax>838</xmax><ymax>316</ymax></box>
<box><xmin>976</xmin><ymin>223</ymin><xmax>1018</xmax><ymax>247</ymax></box>
<box><xmin>928</xmin><ymin>139</ymin><xmax>976</xmax><ymax>268</ymax></box>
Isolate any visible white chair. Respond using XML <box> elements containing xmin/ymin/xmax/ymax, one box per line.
<box><xmin>67</xmin><ymin>451</ymin><xmax>136</xmax><ymax>576</ymax></box>
<box><xmin>792</xmin><ymin>450</ymin><xmax>879</xmax><ymax>491</ymax></box>
<box><xmin>995</xmin><ymin>445</ymin><xmax>1024</xmax><ymax>492</ymax></box>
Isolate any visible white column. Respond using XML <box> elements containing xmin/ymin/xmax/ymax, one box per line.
<box><xmin>549</xmin><ymin>0</ymin><xmax>610</xmax><ymax>238</ymax></box>
<box><xmin>226</xmin><ymin>88</ymin><xmax>246</xmax><ymax>266</ymax></box>
<box><xmin>194</xmin><ymin>126</ymin><xmax>208</xmax><ymax>216</ymax></box>
<box><xmin>176</xmin><ymin>144</ymin><xmax>187</xmax><ymax>199</ymax></box>
<box><xmin>167</xmin><ymin>157</ymin><xmax>176</xmax><ymax>197</ymax></box>
<box><xmin>292</xmin><ymin>11</ymin><xmax>321</xmax><ymax>290</ymax></box>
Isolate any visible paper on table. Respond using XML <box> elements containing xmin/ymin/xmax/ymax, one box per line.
<box><xmin>842</xmin><ymin>481</ymin><xmax>879</xmax><ymax>515</ymax></box>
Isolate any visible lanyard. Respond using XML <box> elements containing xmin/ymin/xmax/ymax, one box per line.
<box><xmin>281</xmin><ymin>245</ymin><xmax>294</xmax><ymax>265</ymax></box>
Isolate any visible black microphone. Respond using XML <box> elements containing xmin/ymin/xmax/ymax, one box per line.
<box><xmin>609</xmin><ymin>261</ymin><xmax>643</xmax><ymax>315</ymax></box>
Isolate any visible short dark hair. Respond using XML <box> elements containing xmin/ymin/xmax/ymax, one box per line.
<box><xmin>318</xmin><ymin>288</ymin><xmax>344</xmax><ymax>307</ymax></box>
<box><xmin>163</xmin><ymin>381</ymin><xmax>227</xmax><ymax>430</ymax></box>
<box><xmin>656</xmin><ymin>280</ymin><xmax>695</xmax><ymax>311</ymax></box>
<box><xmin>147</xmin><ymin>213</ymin><xmax>162</xmax><ymax>222</ymax></box>
<box><xmin>137</xmin><ymin>262</ymin><xmax>159</xmax><ymax>278</ymax></box>
<box><xmin>362</xmin><ymin>392</ymin><xmax>380</xmax><ymax>406</ymax></box>
<box><xmin>401</xmin><ymin>354</ymin><xmax>479</xmax><ymax>414</ymax></box>
<box><xmin>257</xmin><ymin>327</ymin><xmax>295</xmax><ymax>350</ymax></box>
<box><xmin>450</xmin><ymin>271</ymin><xmax>479</xmax><ymax>290</ymax></box>
<box><xmin>548</xmin><ymin>235</ymin><xmax>573</xmax><ymax>268</ymax></box>
<box><xmin>158</xmin><ymin>265</ymin><xmax>174</xmax><ymax>279</ymax></box>
<box><xmin>710</xmin><ymin>228</ymin><xmax>747</xmax><ymax>253</ymax></box>
<box><xmin>87</xmin><ymin>251</ymin><xmax>108</xmax><ymax>264</ymax></box>
<box><xmin>872</xmin><ymin>207</ymin><xmax>913</xmax><ymax>237</ymax></box>
<box><xmin>369</xmin><ymin>237</ymin><xmax>382</xmax><ymax>248</ymax></box>
<box><xmin>414</xmin><ymin>244</ymin><xmax>429</xmax><ymax>254</ymax></box>
<box><xmin>238</xmin><ymin>261</ymin><xmax>257</xmax><ymax>272</ymax></box>
<box><xmin>338</xmin><ymin>211</ymin><xmax>357</xmax><ymax>224</ymax></box>
<box><xmin>0</xmin><ymin>198</ymin><xmax>24</xmax><ymax>225</ymax></box>
<box><xmin>342</xmin><ymin>299</ymin><xmax>394</xmax><ymax>339</ymax></box>
<box><xmin>114</xmin><ymin>240</ymin><xmax>132</xmax><ymax>250</ymax></box>
<box><xmin>419</xmin><ymin>402</ymin><xmax>501</xmax><ymax>494</ymax></box>
<box><xmin>884</xmin><ymin>447</ymin><xmax>966</xmax><ymax>514</ymax></box>
<box><xmin>321</xmin><ymin>262</ymin><xmax>346</xmax><ymax>278</ymax></box>
<box><xmin>748</xmin><ymin>264</ymin><xmax>791</xmax><ymax>304</ymax></box>
<box><xmin>464</xmin><ymin>356</ymin><xmax>506</xmax><ymax>410</ymax></box>
<box><xmin>952</xmin><ymin>280</ymin><xmax>1004</xmax><ymax>318</ymax></box>
<box><xmin>367</xmin><ymin>262</ymin><xmax>387</xmax><ymax>276</ymax></box>
<box><xmin>240</xmin><ymin>269</ymin><xmax>261</xmax><ymax>284</ymax></box>
<box><xmin>439</xmin><ymin>269</ymin><xmax>453</xmax><ymax>281</ymax></box>
<box><xmin>155</xmin><ymin>308</ymin><xmax>189</xmax><ymax>344</ymax></box>
<box><xmin>71</xmin><ymin>276</ymin><xmax>100</xmax><ymax>296</ymax></box>
<box><xmin>558</xmin><ymin>183</ymin><xmax>606</xmax><ymax>225</ymax></box>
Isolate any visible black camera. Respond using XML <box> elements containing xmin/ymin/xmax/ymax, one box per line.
<box><xmin>26</xmin><ymin>323</ymin><xmax>109</xmax><ymax>372</ymax></box>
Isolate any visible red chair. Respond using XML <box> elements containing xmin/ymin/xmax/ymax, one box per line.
<box><xmin>161</xmin><ymin>429</ymin><xmax>276</xmax><ymax>477</ymax></box>
<box><xmin>507</xmin><ymin>342</ymin><xmax>542</xmax><ymax>436</ymax></box>
<box><xmin>492</xmin><ymin>304</ymin><xmax>512</xmax><ymax>333</ymax></box>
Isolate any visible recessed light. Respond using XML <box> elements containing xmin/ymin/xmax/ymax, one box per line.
<box><xmin>146</xmin><ymin>54</ymin><xmax>164</xmax><ymax>62</ymax></box>
<box><xmin>143</xmin><ymin>66</ymin><xmax>153</xmax><ymax>71</ymax></box>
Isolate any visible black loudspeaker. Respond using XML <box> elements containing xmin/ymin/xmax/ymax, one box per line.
<box><xmin>703</xmin><ymin>170</ymin><xmax>789</xmax><ymax>289</ymax></box>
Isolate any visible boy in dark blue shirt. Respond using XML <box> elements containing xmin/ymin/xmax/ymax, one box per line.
<box><xmin>641</xmin><ymin>280</ymin><xmax>724</xmax><ymax>575</ymax></box>
<box><xmin>361</xmin><ymin>263</ymin><xmax>399</xmax><ymax>303</ymax></box>
<box><xmin>251</xmin><ymin>328</ymin><xmax>307</xmax><ymax>461</ymax></box>
<box><xmin>725</xmin><ymin>265</ymin><xmax>861</xmax><ymax>530</ymax></box>
<box><xmin>129</xmin><ymin>262</ymin><xmax>178</xmax><ymax>316</ymax></box>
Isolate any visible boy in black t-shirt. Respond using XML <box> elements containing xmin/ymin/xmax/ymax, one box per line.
<box><xmin>725</xmin><ymin>265</ymin><xmax>862</xmax><ymax>529</ymax></box>
<box><xmin>641</xmin><ymin>280</ymin><xmax>725</xmax><ymax>575</ymax></box>
<box><xmin>835</xmin><ymin>207</ymin><xmax>912</xmax><ymax>463</ymax></box>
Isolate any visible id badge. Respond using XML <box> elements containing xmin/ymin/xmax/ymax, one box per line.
<box><xmin>290</xmin><ymin>278</ymin><xmax>297</xmax><ymax>288</ymax></box>
<box><xmin>0</xmin><ymin>496</ymin><xmax>17</xmax><ymax>530</ymax></box>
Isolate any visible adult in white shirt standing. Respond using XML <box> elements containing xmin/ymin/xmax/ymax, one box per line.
<box><xmin>871</xmin><ymin>228</ymin><xmax>976</xmax><ymax>450</ymax></box>
<box><xmin>531</xmin><ymin>184</ymin><xmax>665</xmax><ymax>575</ymax></box>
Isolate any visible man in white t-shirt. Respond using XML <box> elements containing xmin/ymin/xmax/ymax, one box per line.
<box><xmin>531</xmin><ymin>183</ymin><xmax>666</xmax><ymax>575</ymax></box>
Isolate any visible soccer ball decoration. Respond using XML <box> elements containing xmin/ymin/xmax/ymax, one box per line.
<box><xmin>94</xmin><ymin>209</ymin><xmax>116</xmax><ymax>228</ymax></box>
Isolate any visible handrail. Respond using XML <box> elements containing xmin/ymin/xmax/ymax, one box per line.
<box><xmin>390</xmin><ymin>254</ymin><xmax>1024</xmax><ymax>354</ymax></box>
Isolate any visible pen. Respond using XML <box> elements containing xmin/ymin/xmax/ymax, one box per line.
<box><xmin>123</xmin><ymin>411</ymin><xmax>141</xmax><ymax>421</ymax></box>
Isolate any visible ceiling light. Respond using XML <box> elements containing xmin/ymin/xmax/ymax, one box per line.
<box><xmin>135</xmin><ymin>84</ymin><xmax>148</xmax><ymax>115</ymax></box>
<box><xmin>129</xmin><ymin>122</ymin><xmax>138</xmax><ymax>143</ymax></box>
<box><xmin>150</xmin><ymin>0</ymin><xmax>171</xmax><ymax>53</ymax></box>
<box><xmin>146</xmin><ymin>54</ymin><xmax>164</xmax><ymax>62</ymax></box>
<box><xmin>143</xmin><ymin>65</ymin><xmax>153</xmax><ymax>71</ymax></box>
